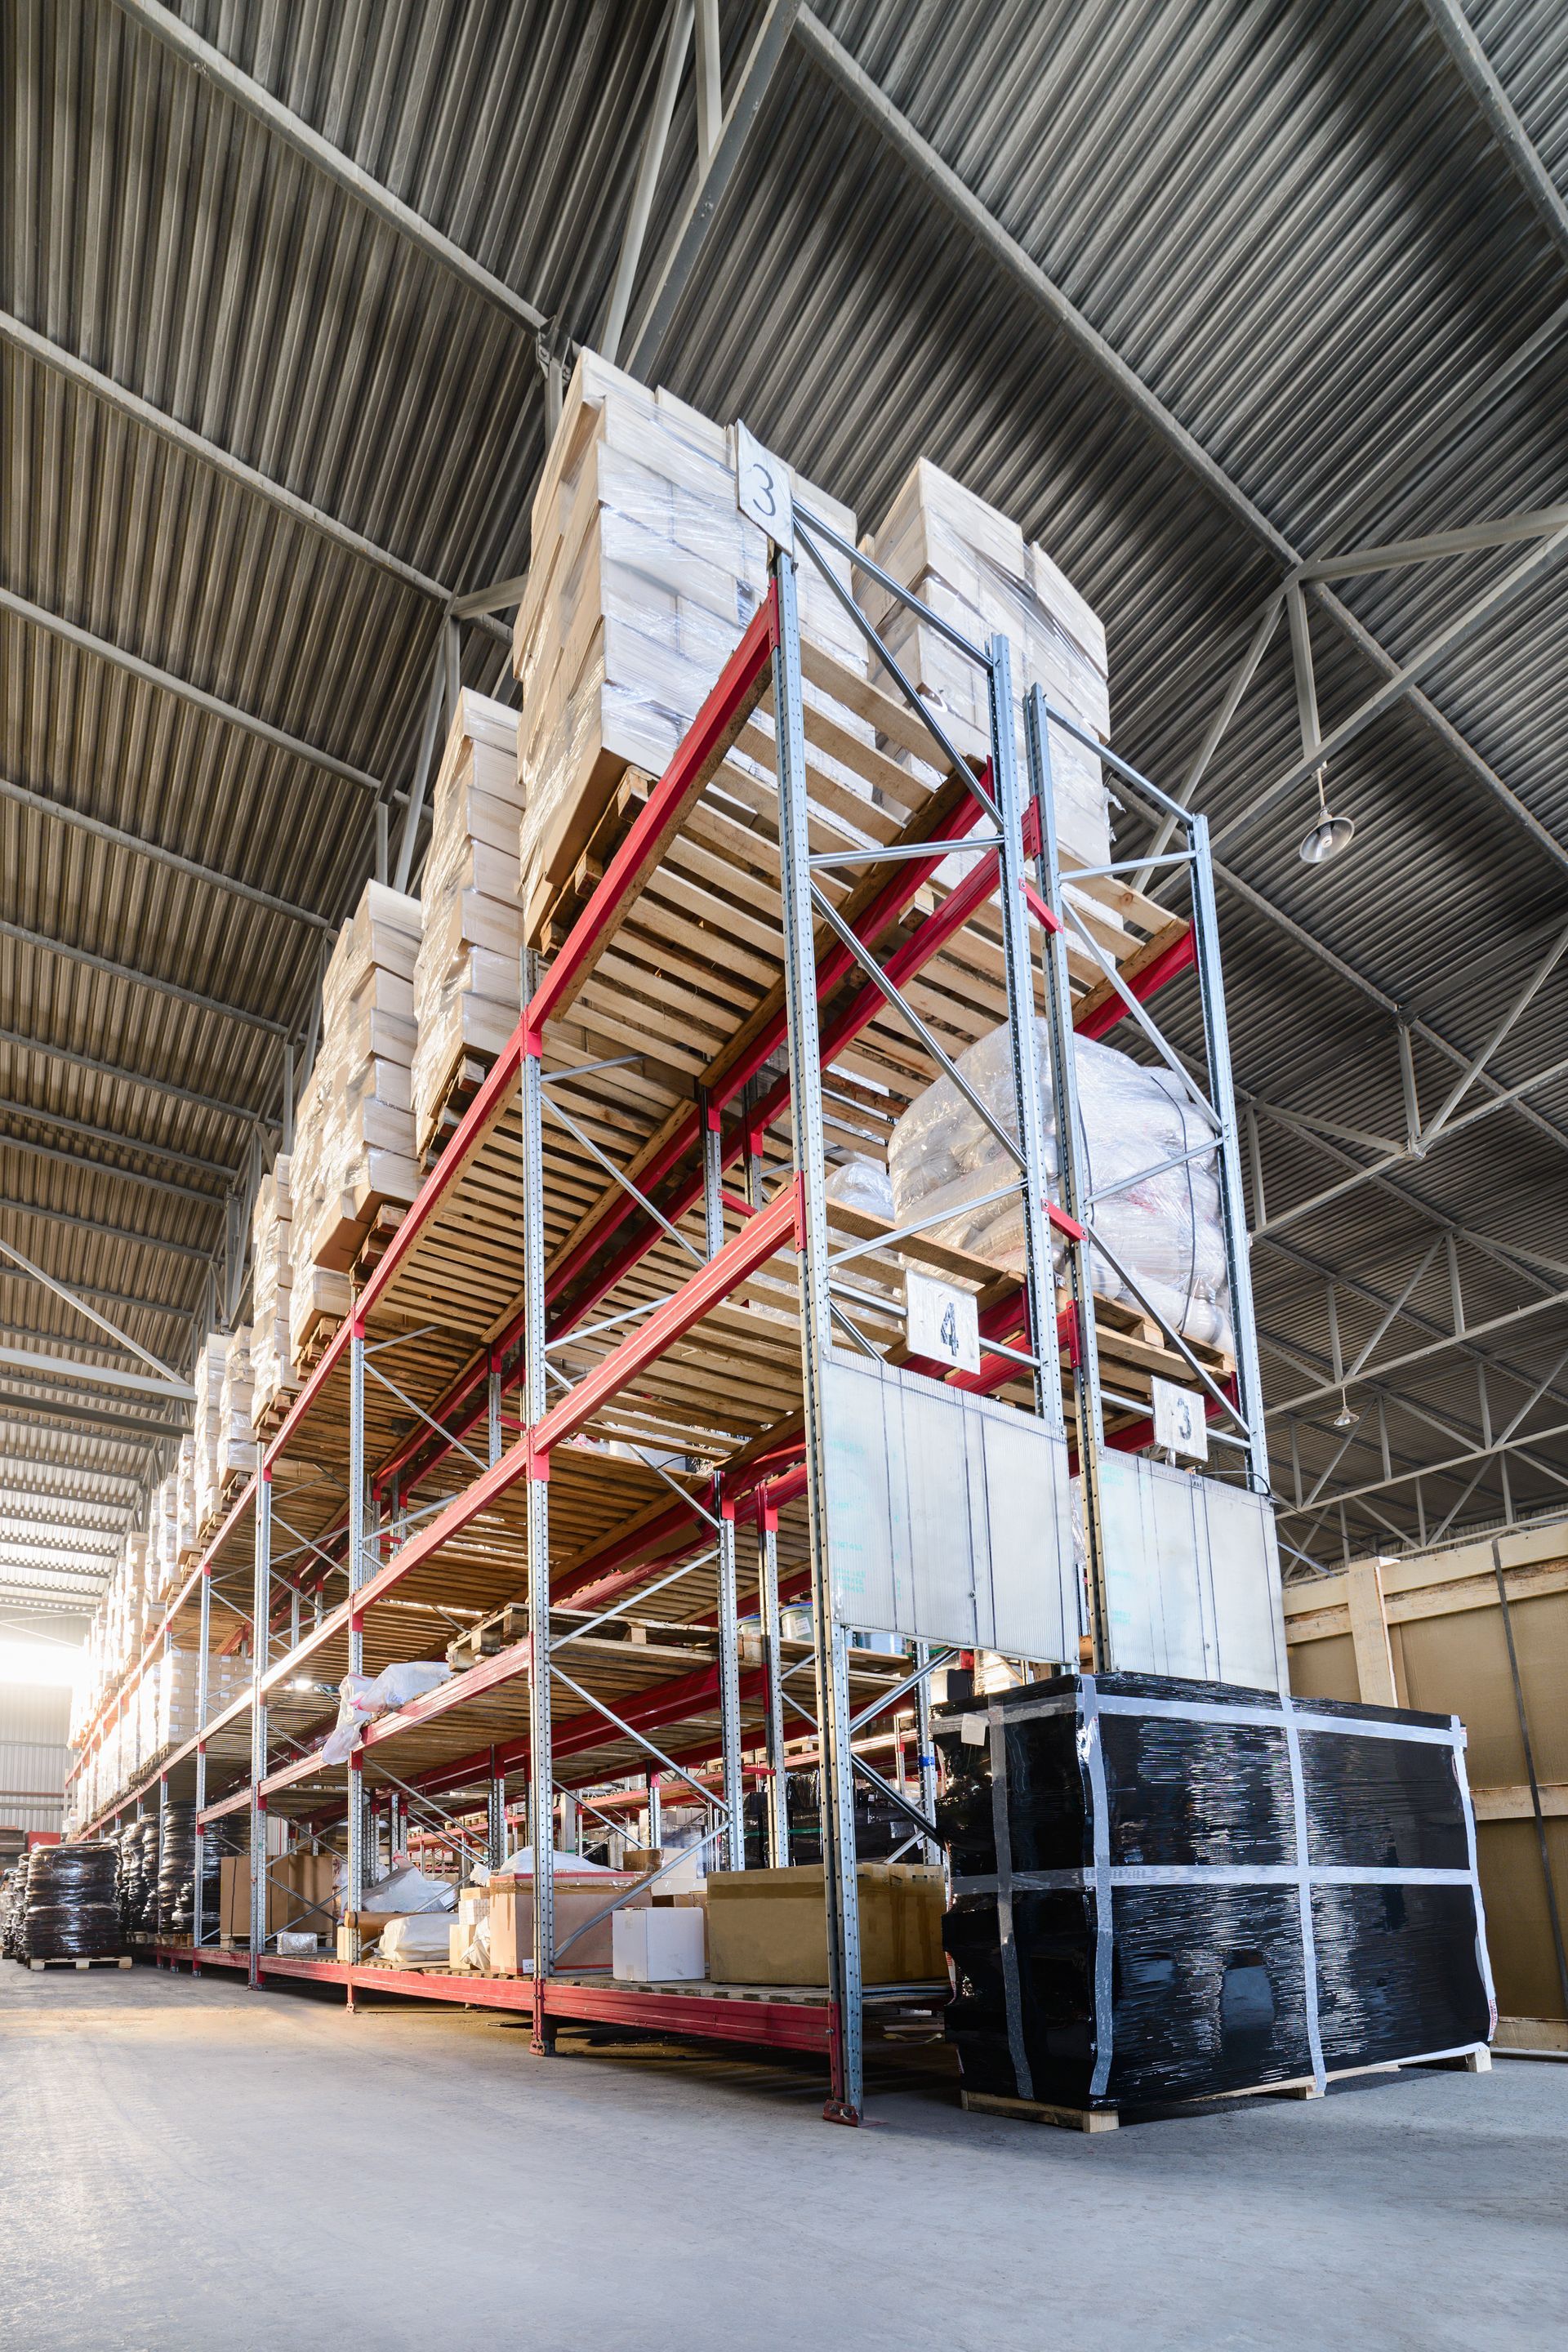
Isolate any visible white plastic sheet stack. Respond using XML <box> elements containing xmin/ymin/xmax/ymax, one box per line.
<box><xmin>193</xmin><ymin>1330</ymin><xmax>256</xmax><ymax>1525</ymax></box>
<box><xmin>173</xmin><ymin>1437</ymin><xmax>198</xmax><ymax>1560</ymax></box>
<box><xmin>410</xmin><ymin>690</ymin><xmax>523</xmax><ymax>1156</ymax></box>
<box><xmin>514</xmin><ymin>349</ymin><xmax>865</xmax><ymax>935</ymax></box>
<box><xmin>289</xmin><ymin>881</ymin><xmax>423</xmax><ymax>1363</ymax></box>
<box><xmin>865</xmin><ymin>459</ymin><xmax>1113</xmax><ymax>875</ymax></box>
<box><xmin>888</xmin><ymin>1023</ymin><xmax>1232</xmax><ymax>1353</ymax></box>
<box><xmin>250</xmin><ymin>1156</ymin><xmax>299</xmax><ymax>1424</ymax></box>
<box><xmin>217</xmin><ymin>1325</ymin><xmax>256</xmax><ymax>1487</ymax></box>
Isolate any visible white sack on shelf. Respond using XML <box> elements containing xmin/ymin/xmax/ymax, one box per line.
<box><xmin>888</xmin><ymin>1023</ymin><xmax>1231</xmax><ymax>1352</ymax></box>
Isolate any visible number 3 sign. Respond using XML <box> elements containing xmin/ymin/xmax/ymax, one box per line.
<box><xmin>733</xmin><ymin>419</ymin><xmax>795</xmax><ymax>549</ymax></box>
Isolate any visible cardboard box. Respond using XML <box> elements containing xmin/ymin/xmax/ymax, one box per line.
<box><xmin>706</xmin><ymin>1864</ymin><xmax>946</xmax><ymax>1987</ymax></box>
<box><xmin>488</xmin><ymin>1873</ymin><xmax>652</xmax><ymax>1974</ymax></box>
<box><xmin>219</xmin><ymin>1850</ymin><xmax>336</xmax><ymax>1941</ymax></box>
<box><xmin>613</xmin><ymin>1904</ymin><xmax>706</xmax><ymax>1983</ymax></box>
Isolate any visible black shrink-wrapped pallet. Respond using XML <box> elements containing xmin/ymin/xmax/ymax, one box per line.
<box><xmin>936</xmin><ymin>1673</ymin><xmax>1494</xmax><ymax>2113</ymax></box>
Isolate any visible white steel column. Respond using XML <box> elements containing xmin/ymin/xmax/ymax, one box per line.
<box><xmin>773</xmin><ymin>546</ymin><xmax>863</xmax><ymax>2125</ymax></box>
<box><xmin>192</xmin><ymin>1559</ymin><xmax>212</xmax><ymax>1960</ymax></box>
<box><xmin>488</xmin><ymin>1350</ymin><xmax>502</xmax><ymax>1465</ymax></box>
<box><xmin>1026</xmin><ymin>688</ymin><xmax>1108</xmax><ymax>1660</ymax></box>
<box><xmin>757</xmin><ymin>1502</ymin><xmax>789</xmax><ymax>1866</ymax></box>
<box><xmin>345</xmin><ymin>1325</ymin><xmax>368</xmax><ymax>1958</ymax></box>
<box><xmin>703</xmin><ymin>1098</ymin><xmax>746</xmax><ymax>1871</ymax></box>
<box><xmin>521</xmin><ymin>1039</ymin><xmax>555</xmax><ymax>2050</ymax></box>
<box><xmin>247</xmin><ymin>1468</ymin><xmax>271</xmax><ymax>1984</ymax></box>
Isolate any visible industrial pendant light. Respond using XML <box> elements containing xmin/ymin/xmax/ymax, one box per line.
<box><xmin>1332</xmin><ymin>1389</ymin><xmax>1359</xmax><ymax>1430</ymax></box>
<box><xmin>1299</xmin><ymin>768</ymin><xmax>1356</xmax><ymax>865</ymax></box>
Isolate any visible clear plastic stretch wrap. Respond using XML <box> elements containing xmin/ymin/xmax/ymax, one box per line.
<box><xmin>514</xmin><ymin>349</ymin><xmax>866</xmax><ymax>930</ymax></box>
<box><xmin>24</xmin><ymin>1842</ymin><xmax>123</xmax><ymax>1960</ymax></box>
<box><xmin>865</xmin><ymin>457</ymin><xmax>1113</xmax><ymax>881</ymax></box>
<box><xmin>318</xmin><ymin>1660</ymin><xmax>452</xmax><ymax>1766</ymax></box>
<box><xmin>289</xmin><ymin>880</ymin><xmax>422</xmax><ymax>1356</ymax></box>
<box><xmin>409</xmin><ymin>690</ymin><xmax>523</xmax><ymax>1155</ymax></box>
<box><xmin>936</xmin><ymin>1673</ymin><xmax>1494</xmax><ymax>2112</ymax></box>
<box><xmin>249</xmin><ymin>1155</ymin><xmax>298</xmax><ymax>1421</ymax></box>
<box><xmin>192</xmin><ymin>1328</ymin><xmax>256</xmax><ymax>1523</ymax></box>
<box><xmin>888</xmin><ymin>1023</ymin><xmax>1231</xmax><ymax>1352</ymax></box>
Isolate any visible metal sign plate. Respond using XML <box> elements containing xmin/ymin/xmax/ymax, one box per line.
<box><xmin>1095</xmin><ymin>1449</ymin><xmax>1287</xmax><ymax>1691</ymax></box>
<box><xmin>1151</xmin><ymin>1376</ymin><xmax>1209</xmax><ymax>1461</ymax></box>
<box><xmin>733</xmin><ymin>419</ymin><xmax>795</xmax><ymax>548</ymax></box>
<box><xmin>905</xmin><ymin>1269</ymin><xmax>981</xmax><ymax>1374</ymax></box>
<box><xmin>821</xmin><ymin>1351</ymin><xmax>1079</xmax><ymax>1661</ymax></box>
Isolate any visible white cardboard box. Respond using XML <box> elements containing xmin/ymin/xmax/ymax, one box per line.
<box><xmin>612</xmin><ymin>1904</ymin><xmax>706</xmax><ymax>1983</ymax></box>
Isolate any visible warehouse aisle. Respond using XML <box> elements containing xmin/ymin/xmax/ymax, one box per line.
<box><xmin>0</xmin><ymin>1968</ymin><xmax>1561</xmax><ymax>2352</ymax></box>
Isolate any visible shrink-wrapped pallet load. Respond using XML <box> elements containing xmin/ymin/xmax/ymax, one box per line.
<box><xmin>217</xmin><ymin>1325</ymin><xmax>256</xmax><ymax>1489</ymax></box>
<box><xmin>410</xmin><ymin>690</ymin><xmax>523</xmax><ymax>1160</ymax></box>
<box><xmin>514</xmin><ymin>348</ymin><xmax>866</xmax><ymax>946</ymax></box>
<box><xmin>865</xmin><ymin>458</ymin><xmax>1113</xmax><ymax>879</ymax></box>
<box><xmin>250</xmin><ymin>1157</ymin><xmax>300</xmax><ymax>1426</ymax></box>
<box><xmin>289</xmin><ymin>881</ymin><xmax>423</xmax><ymax>1363</ymax></box>
<box><xmin>888</xmin><ymin>1023</ymin><xmax>1232</xmax><ymax>1353</ymax></box>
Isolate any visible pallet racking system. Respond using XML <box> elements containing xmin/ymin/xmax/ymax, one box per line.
<box><xmin>74</xmin><ymin>503</ymin><xmax>1269</xmax><ymax>2125</ymax></box>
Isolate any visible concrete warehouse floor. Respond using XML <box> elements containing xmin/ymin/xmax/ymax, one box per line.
<box><xmin>0</xmin><ymin>1968</ymin><xmax>1562</xmax><ymax>2352</ymax></box>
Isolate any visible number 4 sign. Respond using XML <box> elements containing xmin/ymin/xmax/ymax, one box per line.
<box><xmin>905</xmin><ymin>1269</ymin><xmax>981</xmax><ymax>1376</ymax></box>
<box><xmin>733</xmin><ymin>419</ymin><xmax>795</xmax><ymax>550</ymax></box>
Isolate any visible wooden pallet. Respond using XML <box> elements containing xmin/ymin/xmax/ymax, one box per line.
<box><xmin>351</xmin><ymin>1202</ymin><xmax>407</xmax><ymax>1286</ymax></box>
<box><xmin>960</xmin><ymin>2047</ymin><xmax>1493</xmax><ymax>2132</ymax></box>
<box><xmin>28</xmin><ymin>1954</ymin><xmax>134</xmax><ymax>1971</ymax></box>
<box><xmin>532</xmin><ymin>766</ymin><xmax>652</xmax><ymax>956</ymax></box>
<box><xmin>418</xmin><ymin>1048</ymin><xmax>500</xmax><ymax>1174</ymax></box>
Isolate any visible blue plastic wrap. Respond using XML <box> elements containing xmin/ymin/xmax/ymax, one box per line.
<box><xmin>936</xmin><ymin>1672</ymin><xmax>1494</xmax><ymax>2111</ymax></box>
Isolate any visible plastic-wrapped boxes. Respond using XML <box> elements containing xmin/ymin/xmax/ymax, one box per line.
<box><xmin>249</xmin><ymin>1156</ymin><xmax>300</xmax><ymax>1425</ymax></box>
<box><xmin>865</xmin><ymin>457</ymin><xmax>1112</xmax><ymax>875</ymax></box>
<box><xmin>937</xmin><ymin>1673</ymin><xmax>1494</xmax><ymax>2115</ymax></box>
<box><xmin>409</xmin><ymin>690</ymin><xmax>523</xmax><ymax>1160</ymax></box>
<box><xmin>288</xmin><ymin>880</ymin><xmax>423</xmax><ymax>1361</ymax></box>
<box><xmin>513</xmin><ymin>347</ymin><xmax>864</xmax><ymax>946</ymax></box>
<box><xmin>192</xmin><ymin>1329</ymin><xmax>256</xmax><ymax>1526</ymax></box>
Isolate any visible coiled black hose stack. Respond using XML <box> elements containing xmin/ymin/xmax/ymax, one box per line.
<box><xmin>0</xmin><ymin>1861</ymin><xmax>28</xmax><ymax>1958</ymax></box>
<box><xmin>129</xmin><ymin>1819</ymin><xmax>159</xmax><ymax>1935</ymax></box>
<box><xmin>156</xmin><ymin>1803</ymin><xmax>204</xmax><ymax>1938</ymax></box>
<box><xmin>23</xmin><ymin>1842</ymin><xmax>123</xmax><ymax>1961</ymax></box>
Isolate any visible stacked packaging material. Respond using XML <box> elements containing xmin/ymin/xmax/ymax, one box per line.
<box><xmin>865</xmin><ymin>458</ymin><xmax>1113</xmax><ymax>879</ymax></box>
<box><xmin>937</xmin><ymin>1673</ymin><xmax>1494</xmax><ymax>2113</ymax></box>
<box><xmin>173</xmin><ymin>1435</ymin><xmax>198</xmax><ymax>1558</ymax></box>
<box><xmin>24</xmin><ymin>1842</ymin><xmax>122</xmax><ymax>1962</ymax></box>
<box><xmin>192</xmin><ymin>1331</ymin><xmax>255</xmax><ymax>1526</ymax></box>
<box><xmin>154</xmin><ymin>1471</ymin><xmax>180</xmax><ymax>1596</ymax></box>
<box><xmin>249</xmin><ymin>1157</ymin><xmax>299</xmax><ymax>1425</ymax></box>
<box><xmin>887</xmin><ymin>1022</ymin><xmax>1232</xmax><ymax>1352</ymax></box>
<box><xmin>289</xmin><ymin>881</ymin><xmax>423</xmax><ymax>1360</ymax></box>
<box><xmin>409</xmin><ymin>691</ymin><xmax>523</xmax><ymax>1159</ymax></box>
<box><xmin>217</xmin><ymin>1327</ymin><xmax>256</xmax><ymax>1488</ymax></box>
<box><xmin>513</xmin><ymin>348</ymin><xmax>865</xmax><ymax>941</ymax></box>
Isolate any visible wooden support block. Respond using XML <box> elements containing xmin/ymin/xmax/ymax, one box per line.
<box><xmin>960</xmin><ymin>2088</ymin><xmax>1120</xmax><ymax>2132</ymax></box>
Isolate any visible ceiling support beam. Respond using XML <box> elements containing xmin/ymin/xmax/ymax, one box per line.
<box><xmin>0</xmin><ymin>1130</ymin><xmax>226</xmax><ymax>1209</ymax></box>
<box><xmin>1419</xmin><ymin>0</ymin><xmax>1568</xmax><ymax>270</ymax></box>
<box><xmin>0</xmin><ymin>1272</ymin><xmax>195</xmax><ymax>1330</ymax></box>
<box><xmin>629</xmin><ymin>0</ymin><xmax>803</xmax><ymax>373</ymax></box>
<box><xmin>795</xmin><ymin>7</ymin><xmax>1568</xmax><ymax>880</ymax></box>
<box><xmin>0</xmin><ymin>1348</ymin><xmax>194</xmax><ymax>1403</ymax></box>
<box><xmin>0</xmin><ymin>1235</ymin><xmax>191</xmax><ymax>1382</ymax></box>
<box><xmin>0</xmin><ymin>1200</ymin><xmax>212</xmax><ymax>1266</ymax></box>
<box><xmin>0</xmin><ymin>1098</ymin><xmax>234</xmax><ymax>1183</ymax></box>
<box><xmin>0</xmin><ymin>1392</ymin><xmax>185</xmax><ymax>1444</ymax></box>
<box><xmin>604</xmin><ymin>0</ymin><xmax>696</xmax><ymax>365</ymax></box>
<box><xmin>0</xmin><ymin>585</ymin><xmax>389</xmax><ymax>801</ymax></box>
<box><xmin>0</xmin><ymin>768</ymin><xmax>331</xmax><ymax>933</ymax></box>
<box><xmin>109</xmin><ymin>0</ymin><xmax>548</xmax><ymax>336</ymax></box>
<box><xmin>0</xmin><ymin>313</ymin><xmax>509</xmax><ymax>649</ymax></box>
<box><xmin>0</xmin><ymin>911</ymin><xmax>288</xmax><ymax>1037</ymax></box>
<box><xmin>0</xmin><ymin>1026</ymin><xmax>265</xmax><ymax>1134</ymax></box>
<box><xmin>0</xmin><ymin>1455</ymin><xmax>140</xmax><ymax>1494</ymax></box>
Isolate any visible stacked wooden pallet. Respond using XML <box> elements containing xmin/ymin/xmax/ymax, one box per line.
<box><xmin>410</xmin><ymin>690</ymin><xmax>523</xmax><ymax>1168</ymax></box>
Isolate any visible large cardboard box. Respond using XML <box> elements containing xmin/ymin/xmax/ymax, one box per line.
<box><xmin>612</xmin><ymin>1904</ymin><xmax>706</xmax><ymax>1982</ymax></box>
<box><xmin>219</xmin><ymin>1850</ymin><xmax>336</xmax><ymax>1941</ymax></box>
<box><xmin>488</xmin><ymin>1872</ymin><xmax>651</xmax><ymax>1974</ymax></box>
<box><xmin>706</xmin><ymin>1864</ymin><xmax>946</xmax><ymax>1987</ymax></box>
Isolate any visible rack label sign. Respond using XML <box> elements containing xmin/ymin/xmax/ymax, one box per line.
<box><xmin>906</xmin><ymin>1270</ymin><xmax>981</xmax><ymax>1374</ymax></box>
<box><xmin>1152</xmin><ymin>1377</ymin><xmax>1208</xmax><ymax>1461</ymax></box>
<box><xmin>733</xmin><ymin>420</ymin><xmax>795</xmax><ymax>549</ymax></box>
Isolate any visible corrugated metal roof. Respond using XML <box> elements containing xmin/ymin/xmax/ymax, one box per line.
<box><xmin>2</xmin><ymin>0</ymin><xmax>1566</xmax><ymax>1589</ymax></box>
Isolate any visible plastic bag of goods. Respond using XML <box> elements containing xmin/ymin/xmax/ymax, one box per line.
<box><xmin>377</xmin><ymin>1913</ymin><xmax>457</xmax><ymax>1965</ymax></box>
<box><xmin>317</xmin><ymin>1660</ymin><xmax>452</xmax><ymax>1765</ymax></box>
<box><xmin>888</xmin><ymin>1023</ymin><xmax>1231</xmax><ymax>1352</ymax></box>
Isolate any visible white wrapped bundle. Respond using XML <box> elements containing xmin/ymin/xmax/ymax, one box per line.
<box><xmin>289</xmin><ymin>881</ymin><xmax>422</xmax><ymax>1328</ymax></box>
<box><xmin>515</xmin><ymin>349</ymin><xmax>866</xmax><ymax>935</ymax></box>
<box><xmin>173</xmin><ymin>1437</ymin><xmax>198</xmax><ymax>1557</ymax></box>
<box><xmin>888</xmin><ymin>1023</ymin><xmax>1232</xmax><ymax>1353</ymax></box>
<box><xmin>865</xmin><ymin>459</ymin><xmax>1113</xmax><ymax>876</ymax></box>
<box><xmin>410</xmin><ymin>691</ymin><xmax>523</xmax><ymax>1155</ymax></box>
<box><xmin>216</xmin><ymin>1325</ymin><xmax>256</xmax><ymax>1488</ymax></box>
<box><xmin>250</xmin><ymin>1156</ymin><xmax>299</xmax><ymax>1422</ymax></box>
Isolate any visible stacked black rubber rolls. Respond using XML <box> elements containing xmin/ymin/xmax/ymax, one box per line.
<box><xmin>24</xmin><ymin>1842</ymin><xmax>123</xmax><ymax>1961</ymax></box>
<box><xmin>0</xmin><ymin>1860</ymin><xmax>28</xmax><ymax>1958</ymax></box>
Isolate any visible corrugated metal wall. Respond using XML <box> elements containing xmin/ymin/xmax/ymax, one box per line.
<box><xmin>0</xmin><ymin>1682</ymin><xmax>72</xmax><ymax>1833</ymax></box>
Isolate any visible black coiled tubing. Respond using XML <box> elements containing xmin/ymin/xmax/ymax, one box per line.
<box><xmin>24</xmin><ymin>1842</ymin><xmax>123</xmax><ymax>1960</ymax></box>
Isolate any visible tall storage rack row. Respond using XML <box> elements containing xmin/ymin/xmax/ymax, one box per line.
<box><xmin>74</xmin><ymin>512</ymin><xmax>1269</xmax><ymax>2125</ymax></box>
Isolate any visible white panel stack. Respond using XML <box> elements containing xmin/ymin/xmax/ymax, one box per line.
<box><xmin>866</xmin><ymin>458</ymin><xmax>1113</xmax><ymax>875</ymax></box>
<box><xmin>173</xmin><ymin>1435</ymin><xmax>198</xmax><ymax>1559</ymax></box>
<box><xmin>217</xmin><ymin>1325</ymin><xmax>256</xmax><ymax>1488</ymax></box>
<box><xmin>250</xmin><ymin>1156</ymin><xmax>300</xmax><ymax>1426</ymax></box>
<box><xmin>289</xmin><ymin>880</ymin><xmax>424</xmax><ymax>1363</ymax></box>
<box><xmin>513</xmin><ymin>348</ymin><xmax>864</xmax><ymax>942</ymax></box>
<box><xmin>410</xmin><ymin>690</ymin><xmax>523</xmax><ymax>1160</ymax></box>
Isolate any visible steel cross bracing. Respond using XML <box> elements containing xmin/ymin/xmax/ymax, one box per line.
<box><xmin>82</xmin><ymin>539</ymin><xmax>1268</xmax><ymax>2129</ymax></box>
